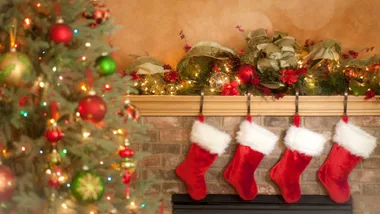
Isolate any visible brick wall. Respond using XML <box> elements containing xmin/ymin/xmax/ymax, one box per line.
<box><xmin>137</xmin><ymin>116</ymin><xmax>380</xmax><ymax>214</ymax></box>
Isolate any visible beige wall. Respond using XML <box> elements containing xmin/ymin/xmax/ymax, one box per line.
<box><xmin>105</xmin><ymin>0</ymin><xmax>380</xmax><ymax>70</ymax></box>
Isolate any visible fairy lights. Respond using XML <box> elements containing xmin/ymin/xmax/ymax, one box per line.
<box><xmin>24</xmin><ymin>18</ymin><xmax>31</xmax><ymax>26</ymax></box>
<box><xmin>82</xmin><ymin>132</ymin><xmax>91</xmax><ymax>138</ymax></box>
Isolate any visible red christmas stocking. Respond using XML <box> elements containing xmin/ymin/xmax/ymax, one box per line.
<box><xmin>270</xmin><ymin>121</ymin><xmax>327</xmax><ymax>203</ymax></box>
<box><xmin>224</xmin><ymin>118</ymin><xmax>279</xmax><ymax>200</ymax></box>
<box><xmin>318</xmin><ymin>119</ymin><xmax>376</xmax><ymax>203</ymax></box>
<box><xmin>176</xmin><ymin>116</ymin><xmax>231</xmax><ymax>200</ymax></box>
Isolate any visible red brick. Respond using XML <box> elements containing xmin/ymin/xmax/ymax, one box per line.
<box><xmin>210</xmin><ymin>156</ymin><xmax>232</xmax><ymax>168</ymax></box>
<box><xmin>258</xmin><ymin>183</ymin><xmax>278</xmax><ymax>194</ymax></box>
<box><xmin>304</xmin><ymin>117</ymin><xmax>340</xmax><ymax>130</ymax></box>
<box><xmin>301</xmin><ymin>183</ymin><xmax>323</xmax><ymax>194</ymax></box>
<box><xmin>138</xmin><ymin>154</ymin><xmax>161</xmax><ymax>168</ymax></box>
<box><xmin>258</xmin><ymin>157</ymin><xmax>279</xmax><ymax>169</ymax></box>
<box><xmin>160</xmin><ymin>129</ymin><xmax>190</xmax><ymax>142</ymax></box>
<box><xmin>302</xmin><ymin>170</ymin><xmax>318</xmax><ymax>182</ymax></box>
<box><xmin>207</xmin><ymin>182</ymin><xmax>236</xmax><ymax>194</ymax></box>
<box><xmin>162</xmin><ymin>182</ymin><xmax>187</xmax><ymax>194</ymax></box>
<box><xmin>140</xmin><ymin>169</ymin><xmax>178</xmax><ymax>180</ymax></box>
<box><xmin>362</xmin><ymin>158</ymin><xmax>380</xmax><ymax>169</ymax></box>
<box><xmin>143</xmin><ymin>117</ymin><xmax>181</xmax><ymax>128</ymax></box>
<box><xmin>205</xmin><ymin>169</ymin><xmax>223</xmax><ymax>181</ymax></box>
<box><xmin>181</xmin><ymin>117</ymin><xmax>197</xmax><ymax>129</ymax></box>
<box><xmin>350</xmin><ymin>183</ymin><xmax>362</xmax><ymax>195</ymax></box>
<box><xmin>352</xmin><ymin>195</ymin><xmax>380</xmax><ymax>214</ymax></box>
<box><xmin>142</xmin><ymin>143</ymin><xmax>181</xmax><ymax>154</ymax></box>
<box><xmin>357</xmin><ymin>170</ymin><xmax>380</xmax><ymax>183</ymax></box>
<box><xmin>255</xmin><ymin>170</ymin><xmax>270</xmax><ymax>183</ymax></box>
<box><xmin>349</xmin><ymin>116</ymin><xmax>380</xmax><ymax>127</ymax></box>
<box><xmin>363</xmin><ymin>184</ymin><xmax>380</xmax><ymax>195</ymax></box>
<box><xmin>204</xmin><ymin>117</ymin><xmax>223</xmax><ymax>130</ymax></box>
<box><xmin>162</xmin><ymin>155</ymin><xmax>184</xmax><ymax>169</ymax></box>
<box><xmin>264</xmin><ymin>117</ymin><xmax>291</xmax><ymax>128</ymax></box>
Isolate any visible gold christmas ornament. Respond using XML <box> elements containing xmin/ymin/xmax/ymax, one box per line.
<box><xmin>209</xmin><ymin>72</ymin><xmax>229</xmax><ymax>92</ymax></box>
<box><xmin>0</xmin><ymin>51</ymin><xmax>31</xmax><ymax>87</ymax></box>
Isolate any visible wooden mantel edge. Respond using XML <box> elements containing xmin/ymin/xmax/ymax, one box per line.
<box><xmin>127</xmin><ymin>95</ymin><xmax>380</xmax><ymax>116</ymax></box>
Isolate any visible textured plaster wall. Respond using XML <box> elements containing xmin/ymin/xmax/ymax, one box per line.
<box><xmin>104</xmin><ymin>0</ymin><xmax>380</xmax><ymax>70</ymax></box>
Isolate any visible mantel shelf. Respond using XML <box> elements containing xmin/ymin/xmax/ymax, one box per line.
<box><xmin>127</xmin><ymin>95</ymin><xmax>380</xmax><ymax>116</ymax></box>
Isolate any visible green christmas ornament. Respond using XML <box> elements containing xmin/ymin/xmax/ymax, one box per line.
<box><xmin>96</xmin><ymin>55</ymin><xmax>116</xmax><ymax>76</ymax></box>
<box><xmin>0</xmin><ymin>51</ymin><xmax>31</xmax><ymax>87</ymax></box>
<box><xmin>70</xmin><ymin>170</ymin><xmax>105</xmax><ymax>204</ymax></box>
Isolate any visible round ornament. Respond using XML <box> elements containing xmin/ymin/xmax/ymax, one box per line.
<box><xmin>237</xmin><ymin>64</ymin><xmax>255</xmax><ymax>83</ymax></box>
<box><xmin>209</xmin><ymin>72</ymin><xmax>229</xmax><ymax>91</ymax></box>
<box><xmin>93</xmin><ymin>9</ymin><xmax>109</xmax><ymax>24</ymax></box>
<box><xmin>0</xmin><ymin>51</ymin><xmax>31</xmax><ymax>87</ymax></box>
<box><xmin>0</xmin><ymin>165</ymin><xmax>16</xmax><ymax>201</ymax></box>
<box><xmin>123</xmin><ymin>171</ymin><xmax>132</xmax><ymax>184</ymax></box>
<box><xmin>45</xmin><ymin>126</ymin><xmax>64</xmax><ymax>143</ymax></box>
<box><xmin>49</xmin><ymin>18</ymin><xmax>73</xmax><ymax>45</ymax></box>
<box><xmin>120</xmin><ymin>100</ymin><xmax>140</xmax><ymax>122</ymax></box>
<box><xmin>96</xmin><ymin>55</ymin><xmax>116</xmax><ymax>76</ymax></box>
<box><xmin>70</xmin><ymin>170</ymin><xmax>105</xmax><ymax>204</ymax></box>
<box><xmin>119</xmin><ymin>147</ymin><xmax>134</xmax><ymax>158</ymax></box>
<box><xmin>77</xmin><ymin>93</ymin><xmax>107</xmax><ymax>123</ymax></box>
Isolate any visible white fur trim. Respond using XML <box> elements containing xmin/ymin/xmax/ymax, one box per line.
<box><xmin>191</xmin><ymin>121</ymin><xmax>231</xmax><ymax>155</ymax></box>
<box><xmin>284</xmin><ymin>126</ymin><xmax>327</xmax><ymax>157</ymax></box>
<box><xmin>236</xmin><ymin>121</ymin><xmax>278</xmax><ymax>155</ymax></box>
<box><xmin>333</xmin><ymin>120</ymin><xmax>377</xmax><ymax>158</ymax></box>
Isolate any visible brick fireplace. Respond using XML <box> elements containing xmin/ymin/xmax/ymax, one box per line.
<box><xmin>136</xmin><ymin>116</ymin><xmax>380</xmax><ymax>214</ymax></box>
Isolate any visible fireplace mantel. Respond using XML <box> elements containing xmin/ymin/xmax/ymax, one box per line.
<box><xmin>128</xmin><ymin>95</ymin><xmax>380</xmax><ymax>116</ymax></box>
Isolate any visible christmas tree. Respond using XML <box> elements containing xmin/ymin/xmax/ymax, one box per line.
<box><xmin>0</xmin><ymin>0</ymin><xmax>161</xmax><ymax>213</ymax></box>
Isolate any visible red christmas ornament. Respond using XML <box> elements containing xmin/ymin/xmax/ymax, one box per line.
<box><xmin>93</xmin><ymin>9</ymin><xmax>109</xmax><ymax>24</ymax></box>
<box><xmin>77</xmin><ymin>93</ymin><xmax>107</xmax><ymax>123</ymax></box>
<box><xmin>45</xmin><ymin>126</ymin><xmax>64</xmax><ymax>143</ymax></box>
<box><xmin>123</xmin><ymin>171</ymin><xmax>132</xmax><ymax>184</ymax></box>
<box><xmin>237</xmin><ymin>64</ymin><xmax>255</xmax><ymax>83</ymax></box>
<box><xmin>0</xmin><ymin>165</ymin><xmax>16</xmax><ymax>201</ymax></box>
<box><xmin>119</xmin><ymin>147</ymin><xmax>135</xmax><ymax>158</ymax></box>
<box><xmin>48</xmin><ymin>178</ymin><xmax>60</xmax><ymax>189</ymax></box>
<box><xmin>49</xmin><ymin>18</ymin><xmax>73</xmax><ymax>45</ymax></box>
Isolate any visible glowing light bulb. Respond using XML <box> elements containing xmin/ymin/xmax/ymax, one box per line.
<box><xmin>100</xmin><ymin>161</ymin><xmax>104</xmax><ymax>165</ymax></box>
<box><xmin>21</xmin><ymin>147</ymin><xmax>26</xmax><ymax>152</ymax></box>
<box><xmin>107</xmin><ymin>196</ymin><xmax>111</xmax><ymax>200</ymax></box>
<box><xmin>61</xmin><ymin>203</ymin><xmax>68</xmax><ymax>209</ymax></box>
<box><xmin>59</xmin><ymin>76</ymin><xmax>63</xmax><ymax>80</ymax></box>
<box><xmin>40</xmin><ymin>150</ymin><xmax>43</xmax><ymax>154</ymax></box>
<box><xmin>107</xmin><ymin>176</ymin><xmax>112</xmax><ymax>181</ymax></box>
<box><xmin>81</xmin><ymin>56</ymin><xmax>87</xmax><ymax>61</ymax></box>
<box><xmin>66</xmin><ymin>183</ymin><xmax>71</xmax><ymax>187</ymax></box>
<box><xmin>82</xmin><ymin>132</ymin><xmax>91</xmax><ymax>138</ymax></box>
<box><xmin>85</xmin><ymin>42</ymin><xmax>91</xmax><ymax>47</ymax></box>
<box><xmin>46</xmin><ymin>169</ymin><xmax>52</xmax><ymax>175</ymax></box>
<box><xmin>24</xmin><ymin>18</ymin><xmax>31</xmax><ymax>26</ymax></box>
<box><xmin>81</xmin><ymin>85</ymin><xmax>87</xmax><ymax>92</ymax></box>
<box><xmin>73</xmin><ymin>29</ymin><xmax>79</xmax><ymax>34</ymax></box>
<box><xmin>39</xmin><ymin>82</ymin><xmax>45</xmax><ymax>88</ymax></box>
<box><xmin>52</xmin><ymin>66</ymin><xmax>57</xmax><ymax>72</ymax></box>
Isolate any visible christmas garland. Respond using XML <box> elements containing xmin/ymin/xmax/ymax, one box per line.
<box><xmin>125</xmin><ymin>29</ymin><xmax>380</xmax><ymax>100</ymax></box>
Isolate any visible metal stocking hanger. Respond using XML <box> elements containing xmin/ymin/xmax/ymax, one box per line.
<box><xmin>199</xmin><ymin>89</ymin><xmax>204</xmax><ymax>118</ymax></box>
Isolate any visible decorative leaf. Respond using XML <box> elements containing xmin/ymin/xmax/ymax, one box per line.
<box><xmin>349</xmin><ymin>80</ymin><xmax>368</xmax><ymax>96</ymax></box>
<box><xmin>260</xmin><ymin>82</ymin><xmax>285</xmax><ymax>89</ymax></box>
